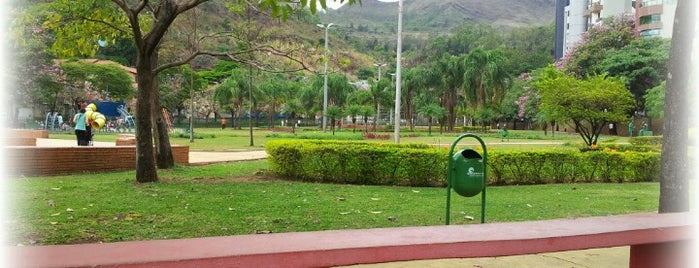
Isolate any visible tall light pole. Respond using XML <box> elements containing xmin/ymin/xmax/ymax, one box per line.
<box><xmin>374</xmin><ymin>63</ymin><xmax>386</xmax><ymax>124</ymax></box>
<box><xmin>374</xmin><ymin>63</ymin><xmax>387</xmax><ymax>81</ymax></box>
<box><xmin>317</xmin><ymin>23</ymin><xmax>334</xmax><ymax>132</ymax></box>
<box><xmin>394</xmin><ymin>0</ymin><xmax>403</xmax><ymax>143</ymax></box>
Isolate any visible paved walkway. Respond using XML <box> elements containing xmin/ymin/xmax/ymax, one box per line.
<box><xmin>34</xmin><ymin>138</ymin><xmax>629</xmax><ymax>267</ymax></box>
<box><xmin>35</xmin><ymin>138</ymin><xmax>268</xmax><ymax>164</ymax></box>
<box><xmin>339</xmin><ymin>247</ymin><xmax>629</xmax><ymax>268</ymax></box>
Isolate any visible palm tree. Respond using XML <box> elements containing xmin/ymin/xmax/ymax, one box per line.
<box><xmin>368</xmin><ymin>77</ymin><xmax>391</xmax><ymax>131</ymax></box>
<box><xmin>359</xmin><ymin>105</ymin><xmax>374</xmax><ymax>133</ymax></box>
<box><xmin>434</xmin><ymin>53</ymin><xmax>465</xmax><ymax>131</ymax></box>
<box><xmin>344</xmin><ymin>104</ymin><xmax>362</xmax><ymax>133</ymax></box>
<box><xmin>417</xmin><ymin>103</ymin><xmax>446</xmax><ymax>135</ymax></box>
<box><xmin>299</xmin><ymin>85</ymin><xmax>321</xmax><ymax>127</ymax></box>
<box><xmin>462</xmin><ymin>48</ymin><xmax>512</xmax><ymax>111</ymax></box>
<box><xmin>326</xmin><ymin>105</ymin><xmax>342</xmax><ymax>135</ymax></box>
<box><xmin>403</xmin><ymin>66</ymin><xmax>437</xmax><ymax>131</ymax></box>
<box><xmin>281</xmin><ymin>99</ymin><xmax>304</xmax><ymax>134</ymax></box>
<box><xmin>259</xmin><ymin>74</ymin><xmax>292</xmax><ymax>128</ymax></box>
<box><xmin>213</xmin><ymin>68</ymin><xmax>249</xmax><ymax>130</ymax></box>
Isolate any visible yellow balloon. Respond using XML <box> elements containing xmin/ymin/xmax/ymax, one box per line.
<box><xmin>90</xmin><ymin>112</ymin><xmax>99</xmax><ymax>120</ymax></box>
<box><xmin>91</xmin><ymin>117</ymin><xmax>106</xmax><ymax>130</ymax></box>
<box><xmin>87</xmin><ymin>103</ymin><xmax>97</xmax><ymax>112</ymax></box>
<box><xmin>85</xmin><ymin>110</ymin><xmax>94</xmax><ymax>120</ymax></box>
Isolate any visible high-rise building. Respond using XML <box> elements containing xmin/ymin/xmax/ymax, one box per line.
<box><xmin>635</xmin><ymin>0</ymin><xmax>677</xmax><ymax>38</ymax></box>
<box><xmin>554</xmin><ymin>0</ymin><xmax>673</xmax><ymax>61</ymax></box>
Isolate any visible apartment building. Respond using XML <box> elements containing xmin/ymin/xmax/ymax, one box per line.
<box><xmin>635</xmin><ymin>0</ymin><xmax>677</xmax><ymax>38</ymax></box>
<box><xmin>554</xmin><ymin>0</ymin><xmax>673</xmax><ymax>60</ymax></box>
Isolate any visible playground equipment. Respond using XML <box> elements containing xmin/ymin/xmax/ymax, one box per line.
<box><xmin>117</xmin><ymin>105</ymin><xmax>136</xmax><ymax>131</ymax></box>
<box><xmin>446</xmin><ymin>133</ymin><xmax>488</xmax><ymax>225</ymax></box>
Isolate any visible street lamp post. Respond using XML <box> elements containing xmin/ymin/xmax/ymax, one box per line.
<box><xmin>373</xmin><ymin>63</ymin><xmax>386</xmax><ymax>124</ymax></box>
<box><xmin>374</xmin><ymin>63</ymin><xmax>387</xmax><ymax>81</ymax></box>
<box><xmin>317</xmin><ymin>23</ymin><xmax>334</xmax><ymax>132</ymax></box>
<box><xmin>394</xmin><ymin>0</ymin><xmax>403</xmax><ymax>143</ymax></box>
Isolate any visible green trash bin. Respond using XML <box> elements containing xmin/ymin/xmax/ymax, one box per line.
<box><xmin>449</xmin><ymin>149</ymin><xmax>485</xmax><ymax>197</ymax></box>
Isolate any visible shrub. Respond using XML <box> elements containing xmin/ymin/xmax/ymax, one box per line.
<box><xmin>266</xmin><ymin>139</ymin><xmax>443</xmax><ymax>186</ymax></box>
<box><xmin>266</xmin><ymin>140</ymin><xmax>661</xmax><ymax>187</ymax></box>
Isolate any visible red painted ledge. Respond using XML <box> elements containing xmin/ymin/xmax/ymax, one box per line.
<box><xmin>9</xmin><ymin>212</ymin><xmax>693</xmax><ymax>268</ymax></box>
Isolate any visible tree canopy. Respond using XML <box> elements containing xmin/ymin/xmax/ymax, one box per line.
<box><xmin>534</xmin><ymin>66</ymin><xmax>634</xmax><ymax>146</ymax></box>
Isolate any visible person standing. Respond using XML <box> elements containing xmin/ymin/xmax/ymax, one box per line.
<box><xmin>73</xmin><ymin>108</ymin><xmax>88</xmax><ymax>145</ymax></box>
<box><xmin>628</xmin><ymin>121</ymin><xmax>634</xmax><ymax>137</ymax></box>
<box><xmin>221</xmin><ymin>118</ymin><xmax>227</xmax><ymax>130</ymax></box>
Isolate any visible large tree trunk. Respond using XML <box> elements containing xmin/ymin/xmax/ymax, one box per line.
<box><xmin>148</xmin><ymin>51</ymin><xmax>175</xmax><ymax>169</ymax></box>
<box><xmin>135</xmin><ymin>54</ymin><xmax>158</xmax><ymax>183</ymax></box>
<box><xmin>659</xmin><ymin>0</ymin><xmax>693</xmax><ymax>213</ymax></box>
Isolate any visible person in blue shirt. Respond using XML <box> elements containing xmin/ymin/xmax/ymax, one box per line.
<box><xmin>73</xmin><ymin>108</ymin><xmax>88</xmax><ymax>146</ymax></box>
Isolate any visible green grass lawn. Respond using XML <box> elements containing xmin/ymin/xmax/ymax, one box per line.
<box><xmin>48</xmin><ymin>127</ymin><xmax>627</xmax><ymax>151</ymax></box>
<box><xmin>22</xmin><ymin>129</ymin><xmax>655</xmax><ymax>246</ymax></box>
<box><xmin>9</xmin><ymin>160</ymin><xmax>659</xmax><ymax>246</ymax></box>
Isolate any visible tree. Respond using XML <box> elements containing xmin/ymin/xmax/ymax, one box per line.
<box><xmin>559</xmin><ymin>15</ymin><xmax>636</xmax><ymax>77</ymax></box>
<box><xmin>403</xmin><ymin>66</ymin><xmax>436</xmax><ymax>131</ymax></box>
<box><xmin>214</xmin><ymin>68</ymin><xmax>250</xmax><ymax>130</ymax></box>
<box><xmin>417</xmin><ymin>103</ymin><xmax>445</xmax><ymax>135</ymax></box>
<box><xmin>280</xmin><ymin>99</ymin><xmax>304</xmax><ymax>134</ymax></box>
<box><xmin>534</xmin><ymin>66</ymin><xmax>634</xmax><ymax>146</ymax></box>
<box><xmin>344</xmin><ymin>104</ymin><xmax>362</xmax><ymax>133</ymax></box>
<box><xmin>359</xmin><ymin>105</ymin><xmax>374</xmax><ymax>133</ymax></box>
<box><xmin>60</xmin><ymin>60</ymin><xmax>136</xmax><ymax>101</ymax></box>
<box><xmin>600</xmin><ymin>37</ymin><xmax>670</xmax><ymax>111</ymax></box>
<box><xmin>433</xmin><ymin>53</ymin><xmax>464</xmax><ymax>131</ymax></box>
<box><xmin>659</xmin><ymin>0</ymin><xmax>694</xmax><ymax>213</ymax></box>
<box><xmin>644</xmin><ymin>81</ymin><xmax>665</xmax><ymax>119</ymax></box>
<box><xmin>462</xmin><ymin>48</ymin><xmax>511</xmax><ymax>111</ymax></box>
<box><xmin>325</xmin><ymin>105</ymin><xmax>342</xmax><ymax>135</ymax></box>
<box><xmin>260</xmin><ymin>74</ymin><xmax>293</xmax><ymax>128</ymax></box>
<box><xmin>29</xmin><ymin>0</ymin><xmax>359</xmax><ymax>183</ymax></box>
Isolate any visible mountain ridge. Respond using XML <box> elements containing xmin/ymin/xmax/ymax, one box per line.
<box><xmin>321</xmin><ymin>0</ymin><xmax>556</xmax><ymax>33</ymax></box>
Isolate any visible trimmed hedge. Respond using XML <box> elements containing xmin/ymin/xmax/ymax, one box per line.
<box><xmin>266</xmin><ymin>140</ymin><xmax>661</xmax><ymax>186</ymax></box>
<box><xmin>266</xmin><ymin>139</ymin><xmax>442</xmax><ymax>186</ymax></box>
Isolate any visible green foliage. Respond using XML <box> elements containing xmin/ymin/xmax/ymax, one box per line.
<box><xmin>60</xmin><ymin>60</ymin><xmax>135</xmax><ymax>101</ymax></box>
<box><xmin>600</xmin><ymin>37</ymin><xmax>670</xmax><ymax>109</ymax></box>
<box><xmin>462</xmin><ymin>48</ymin><xmax>511</xmax><ymax>109</ymax></box>
<box><xmin>267</xmin><ymin>140</ymin><xmax>661</xmax><ymax>187</ymax></box>
<box><xmin>198</xmin><ymin>60</ymin><xmax>240</xmax><ymax>84</ymax></box>
<box><xmin>266</xmin><ymin>139</ymin><xmax>441</xmax><ymax>186</ymax></box>
<box><xmin>561</xmin><ymin>15</ymin><xmax>636</xmax><ymax>77</ymax></box>
<box><xmin>644</xmin><ymin>81</ymin><xmax>665</xmax><ymax>118</ymax></box>
<box><xmin>534</xmin><ymin>66</ymin><xmax>634</xmax><ymax>146</ymax></box>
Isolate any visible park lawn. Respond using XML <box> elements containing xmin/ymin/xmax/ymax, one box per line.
<box><xmin>48</xmin><ymin>128</ymin><xmax>624</xmax><ymax>151</ymax></box>
<box><xmin>9</xmin><ymin>160</ymin><xmax>659</xmax><ymax>246</ymax></box>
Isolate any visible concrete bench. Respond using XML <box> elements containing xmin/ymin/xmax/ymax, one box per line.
<box><xmin>10</xmin><ymin>212</ymin><xmax>692</xmax><ymax>268</ymax></box>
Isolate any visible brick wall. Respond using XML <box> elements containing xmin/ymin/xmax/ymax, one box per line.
<box><xmin>7</xmin><ymin>145</ymin><xmax>189</xmax><ymax>176</ymax></box>
<box><xmin>6</xmin><ymin>129</ymin><xmax>48</xmax><ymax>146</ymax></box>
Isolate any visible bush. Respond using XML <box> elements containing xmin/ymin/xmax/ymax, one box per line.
<box><xmin>266</xmin><ymin>140</ymin><xmax>661</xmax><ymax>187</ymax></box>
<box><xmin>266</xmin><ymin>139</ymin><xmax>443</xmax><ymax>186</ymax></box>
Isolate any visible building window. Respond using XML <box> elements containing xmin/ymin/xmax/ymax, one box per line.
<box><xmin>639</xmin><ymin>14</ymin><xmax>662</xmax><ymax>25</ymax></box>
<box><xmin>640</xmin><ymin>0</ymin><xmax>663</xmax><ymax>7</ymax></box>
<box><xmin>640</xmin><ymin>29</ymin><xmax>661</xmax><ymax>37</ymax></box>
